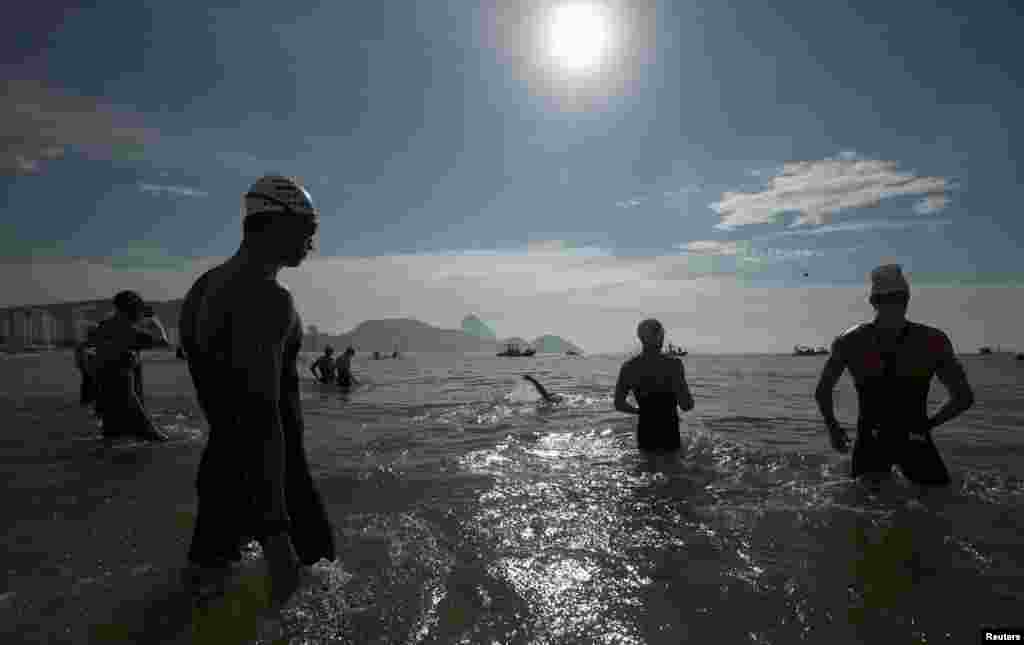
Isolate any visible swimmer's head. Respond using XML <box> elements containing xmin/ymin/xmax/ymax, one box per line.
<box><xmin>113</xmin><ymin>290</ymin><xmax>147</xmax><ymax>320</ymax></box>
<box><xmin>242</xmin><ymin>175</ymin><xmax>318</xmax><ymax>267</ymax></box>
<box><xmin>324</xmin><ymin>345</ymin><xmax>334</xmax><ymax>356</ymax></box>
<box><xmin>345</xmin><ymin>346</ymin><xmax>355</xmax><ymax>356</ymax></box>
<box><xmin>868</xmin><ymin>263</ymin><xmax>910</xmax><ymax>310</ymax></box>
<box><xmin>636</xmin><ymin>318</ymin><xmax>665</xmax><ymax>349</ymax></box>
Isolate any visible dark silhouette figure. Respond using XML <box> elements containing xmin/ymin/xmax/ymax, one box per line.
<box><xmin>310</xmin><ymin>346</ymin><xmax>336</xmax><ymax>383</ymax></box>
<box><xmin>815</xmin><ymin>264</ymin><xmax>974</xmax><ymax>487</ymax></box>
<box><xmin>178</xmin><ymin>175</ymin><xmax>335</xmax><ymax>606</ymax></box>
<box><xmin>91</xmin><ymin>292</ymin><xmax>170</xmax><ymax>441</ymax></box>
<box><xmin>335</xmin><ymin>346</ymin><xmax>357</xmax><ymax>388</ymax></box>
<box><xmin>74</xmin><ymin>324</ymin><xmax>99</xmax><ymax>408</ymax></box>
<box><xmin>614</xmin><ymin>319</ymin><xmax>695</xmax><ymax>452</ymax></box>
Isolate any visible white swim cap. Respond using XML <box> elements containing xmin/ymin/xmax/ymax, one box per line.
<box><xmin>244</xmin><ymin>175</ymin><xmax>316</xmax><ymax>218</ymax></box>
<box><xmin>869</xmin><ymin>263</ymin><xmax>910</xmax><ymax>296</ymax></box>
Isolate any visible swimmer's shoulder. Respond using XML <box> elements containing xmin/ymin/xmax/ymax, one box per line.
<box><xmin>830</xmin><ymin>322</ymin><xmax>873</xmax><ymax>359</ymax></box>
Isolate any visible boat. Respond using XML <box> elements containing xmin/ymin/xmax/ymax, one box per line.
<box><xmin>979</xmin><ymin>346</ymin><xmax>993</xmax><ymax>355</ymax></box>
<box><xmin>664</xmin><ymin>343</ymin><xmax>687</xmax><ymax>357</ymax></box>
<box><xmin>497</xmin><ymin>343</ymin><xmax>536</xmax><ymax>357</ymax></box>
<box><xmin>565</xmin><ymin>349</ymin><xmax>581</xmax><ymax>356</ymax></box>
<box><xmin>793</xmin><ymin>345</ymin><xmax>829</xmax><ymax>356</ymax></box>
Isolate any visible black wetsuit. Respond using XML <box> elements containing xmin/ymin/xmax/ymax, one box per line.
<box><xmin>635</xmin><ymin>391</ymin><xmax>681</xmax><ymax>452</ymax></box>
<box><xmin>182</xmin><ymin>270</ymin><xmax>336</xmax><ymax>568</ymax></box>
<box><xmin>840</xmin><ymin>321</ymin><xmax>953</xmax><ymax>486</ymax></box>
<box><xmin>91</xmin><ymin>318</ymin><xmax>163</xmax><ymax>440</ymax></box>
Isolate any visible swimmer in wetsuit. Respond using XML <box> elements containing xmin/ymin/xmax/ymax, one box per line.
<box><xmin>815</xmin><ymin>264</ymin><xmax>975</xmax><ymax>487</ymax></box>
<box><xmin>178</xmin><ymin>175</ymin><xmax>335</xmax><ymax>605</ymax></box>
<box><xmin>334</xmin><ymin>346</ymin><xmax>357</xmax><ymax>388</ymax></box>
<box><xmin>614</xmin><ymin>318</ymin><xmax>695</xmax><ymax>452</ymax></box>
<box><xmin>91</xmin><ymin>292</ymin><xmax>170</xmax><ymax>441</ymax></box>
<box><xmin>310</xmin><ymin>346</ymin><xmax>336</xmax><ymax>384</ymax></box>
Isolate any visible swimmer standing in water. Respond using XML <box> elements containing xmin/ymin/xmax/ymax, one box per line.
<box><xmin>614</xmin><ymin>319</ymin><xmax>695</xmax><ymax>452</ymax></box>
<box><xmin>178</xmin><ymin>175</ymin><xmax>335</xmax><ymax>605</ymax></box>
<box><xmin>815</xmin><ymin>264</ymin><xmax>975</xmax><ymax>488</ymax></box>
<box><xmin>310</xmin><ymin>346</ymin><xmax>336</xmax><ymax>384</ymax></box>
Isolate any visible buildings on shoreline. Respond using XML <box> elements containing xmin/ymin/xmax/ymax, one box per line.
<box><xmin>0</xmin><ymin>298</ymin><xmax>182</xmax><ymax>351</ymax></box>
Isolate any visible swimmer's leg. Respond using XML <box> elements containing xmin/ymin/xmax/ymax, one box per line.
<box><xmin>898</xmin><ymin>434</ymin><xmax>952</xmax><ymax>487</ymax></box>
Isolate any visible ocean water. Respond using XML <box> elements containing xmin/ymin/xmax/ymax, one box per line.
<box><xmin>8</xmin><ymin>351</ymin><xmax>1024</xmax><ymax>643</ymax></box>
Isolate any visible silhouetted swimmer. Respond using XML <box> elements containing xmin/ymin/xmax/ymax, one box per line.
<box><xmin>310</xmin><ymin>345</ymin><xmax>336</xmax><ymax>384</ymax></box>
<box><xmin>91</xmin><ymin>291</ymin><xmax>170</xmax><ymax>442</ymax></box>
<box><xmin>815</xmin><ymin>264</ymin><xmax>974</xmax><ymax>488</ymax></box>
<box><xmin>335</xmin><ymin>346</ymin><xmax>357</xmax><ymax>388</ymax></box>
<box><xmin>522</xmin><ymin>375</ymin><xmax>564</xmax><ymax>403</ymax></box>
<box><xmin>179</xmin><ymin>175</ymin><xmax>335</xmax><ymax>606</ymax></box>
<box><xmin>75</xmin><ymin>323</ymin><xmax>99</xmax><ymax>408</ymax></box>
<box><xmin>614</xmin><ymin>319</ymin><xmax>695</xmax><ymax>452</ymax></box>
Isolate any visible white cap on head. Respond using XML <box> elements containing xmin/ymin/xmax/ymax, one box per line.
<box><xmin>244</xmin><ymin>175</ymin><xmax>316</xmax><ymax>218</ymax></box>
<box><xmin>869</xmin><ymin>263</ymin><xmax>910</xmax><ymax>296</ymax></box>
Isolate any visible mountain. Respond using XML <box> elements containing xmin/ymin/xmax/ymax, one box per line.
<box><xmin>312</xmin><ymin>318</ymin><xmax>500</xmax><ymax>354</ymax></box>
<box><xmin>461</xmin><ymin>314</ymin><xmax>497</xmax><ymax>340</ymax></box>
<box><xmin>531</xmin><ymin>335</ymin><xmax>583</xmax><ymax>354</ymax></box>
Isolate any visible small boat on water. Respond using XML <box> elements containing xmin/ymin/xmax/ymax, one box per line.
<box><xmin>979</xmin><ymin>346</ymin><xmax>993</xmax><ymax>355</ymax></box>
<box><xmin>565</xmin><ymin>349</ymin><xmax>581</xmax><ymax>356</ymax></box>
<box><xmin>497</xmin><ymin>343</ymin><xmax>536</xmax><ymax>357</ymax></box>
<box><xmin>664</xmin><ymin>343</ymin><xmax>687</xmax><ymax>357</ymax></box>
<box><xmin>794</xmin><ymin>345</ymin><xmax>829</xmax><ymax>356</ymax></box>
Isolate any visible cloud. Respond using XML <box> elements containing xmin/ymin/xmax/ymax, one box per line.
<box><xmin>757</xmin><ymin>218</ymin><xmax>953</xmax><ymax>239</ymax></box>
<box><xmin>676</xmin><ymin>240</ymin><xmax>744</xmax><ymax>255</ymax></box>
<box><xmin>138</xmin><ymin>183</ymin><xmax>209</xmax><ymax>198</ymax></box>
<box><xmin>0</xmin><ymin>79</ymin><xmax>155</xmax><ymax>174</ymax></box>
<box><xmin>913</xmin><ymin>193</ymin><xmax>949</xmax><ymax>215</ymax></box>
<box><xmin>710</xmin><ymin>155</ymin><xmax>952</xmax><ymax>230</ymax></box>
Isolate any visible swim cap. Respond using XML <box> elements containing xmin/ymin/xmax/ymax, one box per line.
<box><xmin>870</xmin><ymin>263</ymin><xmax>910</xmax><ymax>296</ymax></box>
<box><xmin>244</xmin><ymin>175</ymin><xmax>316</xmax><ymax>218</ymax></box>
<box><xmin>113</xmin><ymin>290</ymin><xmax>145</xmax><ymax>313</ymax></box>
<box><xmin>637</xmin><ymin>318</ymin><xmax>664</xmax><ymax>345</ymax></box>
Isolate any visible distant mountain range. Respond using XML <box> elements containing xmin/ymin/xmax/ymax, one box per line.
<box><xmin>309</xmin><ymin>317</ymin><xmax>583</xmax><ymax>355</ymax></box>
<box><xmin>0</xmin><ymin>297</ymin><xmax>584</xmax><ymax>355</ymax></box>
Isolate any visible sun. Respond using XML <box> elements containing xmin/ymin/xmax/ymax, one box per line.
<box><xmin>546</xmin><ymin>3</ymin><xmax>613</xmax><ymax>73</ymax></box>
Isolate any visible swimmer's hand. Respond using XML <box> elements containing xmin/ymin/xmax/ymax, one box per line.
<box><xmin>828</xmin><ymin>422</ymin><xmax>849</xmax><ymax>454</ymax></box>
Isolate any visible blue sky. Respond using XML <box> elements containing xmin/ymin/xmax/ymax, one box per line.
<box><xmin>2</xmin><ymin>0</ymin><xmax>1022</xmax><ymax>352</ymax></box>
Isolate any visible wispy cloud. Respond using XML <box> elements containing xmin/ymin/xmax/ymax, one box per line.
<box><xmin>676</xmin><ymin>240</ymin><xmax>744</xmax><ymax>255</ymax></box>
<box><xmin>757</xmin><ymin>217</ymin><xmax>953</xmax><ymax>239</ymax></box>
<box><xmin>617</xmin><ymin>185</ymin><xmax>700</xmax><ymax>209</ymax></box>
<box><xmin>0</xmin><ymin>79</ymin><xmax>155</xmax><ymax>175</ymax></box>
<box><xmin>138</xmin><ymin>183</ymin><xmax>209</xmax><ymax>198</ymax></box>
<box><xmin>677</xmin><ymin>240</ymin><xmax>828</xmax><ymax>263</ymax></box>
<box><xmin>710</xmin><ymin>154</ymin><xmax>952</xmax><ymax>230</ymax></box>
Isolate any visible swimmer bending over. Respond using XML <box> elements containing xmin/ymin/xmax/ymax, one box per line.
<box><xmin>614</xmin><ymin>319</ymin><xmax>695</xmax><ymax>452</ymax></box>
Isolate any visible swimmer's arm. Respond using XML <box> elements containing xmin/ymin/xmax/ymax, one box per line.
<box><xmin>134</xmin><ymin>316</ymin><xmax>170</xmax><ymax>349</ymax></box>
<box><xmin>675</xmin><ymin>361</ymin><xmax>694</xmax><ymax>412</ymax></box>
<box><xmin>814</xmin><ymin>338</ymin><xmax>847</xmax><ymax>425</ymax></box>
<box><xmin>309</xmin><ymin>358</ymin><xmax>321</xmax><ymax>379</ymax></box>
<box><xmin>233</xmin><ymin>287</ymin><xmax>293</xmax><ymax>527</ymax></box>
<box><xmin>926</xmin><ymin>335</ymin><xmax>975</xmax><ymax>433</ymax></box>
<box><xmin>614</xmin><ymin>365</ymin><xmax>639</xmax><ymax>415</ymax></box>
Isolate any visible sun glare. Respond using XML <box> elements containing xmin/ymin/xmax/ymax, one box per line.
<box><xmin>547</xmin><ymin>3</ymin><xmax>613</xmax><ymax>73</ymax></box>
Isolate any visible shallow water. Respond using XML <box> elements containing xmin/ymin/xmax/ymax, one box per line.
<box><xmin>7</xmin><ymin>352</ymin><xmax>1024</xmax><ymax>643</ymax></box>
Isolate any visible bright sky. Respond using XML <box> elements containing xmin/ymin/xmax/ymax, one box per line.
<box><xmin>2</xmin><ymin>1</ymin><xmax>1022</xmax><ymax>353</ymax></box>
